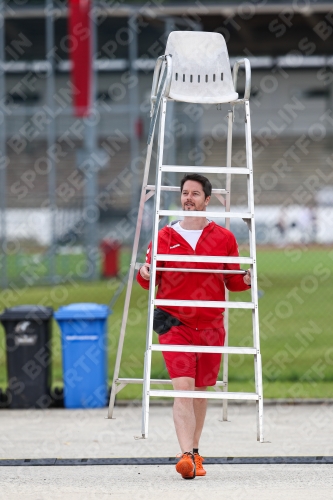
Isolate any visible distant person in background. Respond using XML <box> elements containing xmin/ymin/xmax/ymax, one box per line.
<box><xmin>298</xmin><ymin>205</ymin><xmax>317</xmax><ymax>244</ymax></box>
<box><xmin>275</xmin><ymin>208</ymin><xmax>287</xmax><ymax>246</ymax></box>
<box><xmin>309</xmin><ymin>204</ymin><xmax>317</xmax><ymax>243</ymax></box>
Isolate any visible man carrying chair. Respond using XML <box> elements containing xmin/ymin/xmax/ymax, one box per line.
<box><xmin>137</xmin><ymin>173</ymin><xmax>251</xmax><ymax>479</ymax></box>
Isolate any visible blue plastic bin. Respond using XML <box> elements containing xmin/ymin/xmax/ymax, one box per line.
<box><xmin>54</xmin><ymin>303</ymin><xmax>110</xmax><ymax>409</ymax></box>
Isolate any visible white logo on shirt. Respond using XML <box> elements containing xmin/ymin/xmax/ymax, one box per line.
<box><xmin>170</xmin><ymin>244</ymin><xmax>181</xmax><ymax>249</ymax></box>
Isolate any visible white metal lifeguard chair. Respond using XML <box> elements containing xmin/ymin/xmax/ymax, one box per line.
<box><xmin>107</xmin><ymin>31</ymin><xmax>264</xmax><ymax>443</ymax></box>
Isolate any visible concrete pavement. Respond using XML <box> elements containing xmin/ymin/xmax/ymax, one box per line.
<box><xmin>0</xmin><ymin>402</ymin><xmax>333</xmax><ymax>499</ymax></box>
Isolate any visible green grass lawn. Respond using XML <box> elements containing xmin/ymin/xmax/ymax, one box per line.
<box><xmin>0</xmin><ymin>246</ymin><xmax>332</xmax><ymax>399</ymax></box>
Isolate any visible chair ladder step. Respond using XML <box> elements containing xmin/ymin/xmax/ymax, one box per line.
<box><xmin>154</xmin><ymin>255</ymin><xmax>253</xmax><ymax>264</ymax></box>
<box><xmin>161</xmin><ymin>166</ymin><xmax>250</xmax><ymax>174</ymax></box>
<box><xmin>116</xmin><ymin>378</ymin><xmax>227</xmax><ymax>386</ymax></box>
<box><xmin>135</xmin><ymin>263</ymin><xmax>247</xmax><ymax>274</ymax></box>
<box><xmin>148</xmin><ymin>390</ymin><xmax>259</xmax><ymax>400</ymax></box>
<box><xmin>154</xmin><ymin>299</ymin><xmax>254</xmax><ymax>309</ymax></box>
<box><xmin>146</xmin><ymin>185</ymin><xmax>228</xmax><ymax>194</ymax></box>
<box><xmin>158</xmin><ymin>210</ymin><xmax>253</xmax><ymax>219</ymax></box>
<box><xmin>150</xmin><ymin>345</ymin><xmax>257</xmax><ymax>354</ymax></box>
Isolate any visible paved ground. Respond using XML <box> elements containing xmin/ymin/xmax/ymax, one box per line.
<box><xmin>0</xmin><ymin>402</ymin><xmax>333</xmax><ymax>499</ymax></box>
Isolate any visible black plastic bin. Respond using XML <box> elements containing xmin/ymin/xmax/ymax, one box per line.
<box><xmin>0</xmin><ymin>305</ymin><xmax>53</xmax><ymax>409</ymax></box>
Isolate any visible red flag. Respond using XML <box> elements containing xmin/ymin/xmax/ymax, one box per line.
<box><xmin>69</xmin><ymin>0</ymin><xmax>92</xmax><ymax>117</ymax></box>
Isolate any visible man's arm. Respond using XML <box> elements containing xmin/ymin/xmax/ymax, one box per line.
<box><xmin>136</xmin><ymin>241</ymin><xmax>163</xmax><ymax>290</ymax></box>
<box><xmin>139</xmin><ymin>263</ymin><xmax>151</xmax><ymax>281</ymax></box>
<box><xmin>224</xmin><ymin>234</ymin><xmax>251</xmax><ymax>292</ymax></box>
<box><xmin>243</xmin><ymin>269</ymin><xmax>251</xmax><ymax>286</ymax></box>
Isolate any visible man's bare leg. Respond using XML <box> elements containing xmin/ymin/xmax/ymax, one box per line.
<box><xmin>193</xmin><ymin>386</ymin><xmax>207</xmax><ymax>449</ymax></box>
<box><xmin>172</xmin><ymin>377</ymin><xmax>195</xmax><ymax>452</ymax></box>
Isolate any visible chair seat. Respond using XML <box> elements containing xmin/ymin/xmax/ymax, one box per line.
<box><xmin>169</xmin><ymin>90</ymin><xmax>238</xmax><ymax>104</ymax></box>
<box><xmin>165</xmin><ymin>31</ymin><xmax>238</xmax><ymax>104</ymax></box>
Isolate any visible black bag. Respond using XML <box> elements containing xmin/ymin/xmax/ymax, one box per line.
<box><xmin>153</xmin><ymin>308</ymin><xmax>183</xmax><ymax>335</ymax></box>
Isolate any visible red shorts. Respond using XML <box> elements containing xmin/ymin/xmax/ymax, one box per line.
<box><xmin>158</xmin><ymin>324</ymin><xmax>226</xmax><ymax>387</ymax></box>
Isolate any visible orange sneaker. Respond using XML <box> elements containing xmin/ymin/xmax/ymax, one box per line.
<box><xmin>175</xmin><ymin>452</ymin><xmax>196</xmax><ymax>479</ymax></box>
<box><xmin>194</xmin><ymin>452</ymin><xmax>206</xmax><ymax>476</ymax></box>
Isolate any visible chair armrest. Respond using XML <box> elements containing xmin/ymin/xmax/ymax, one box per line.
<box><xmin>233</xmin><ymin>58</ymin><xmax>251</xmax><ymax>101</ymax></box>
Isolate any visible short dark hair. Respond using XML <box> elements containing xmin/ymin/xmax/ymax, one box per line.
<box><xmin>180</xmin><ymin>174</ymin><xmax>212</xmax><ymax>199</ymax></box>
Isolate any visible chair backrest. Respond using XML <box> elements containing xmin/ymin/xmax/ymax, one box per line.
<box><xmin>165</xmin><ymin>31</ymin><xmax>238</xmax><ymax>104</ymax></box>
